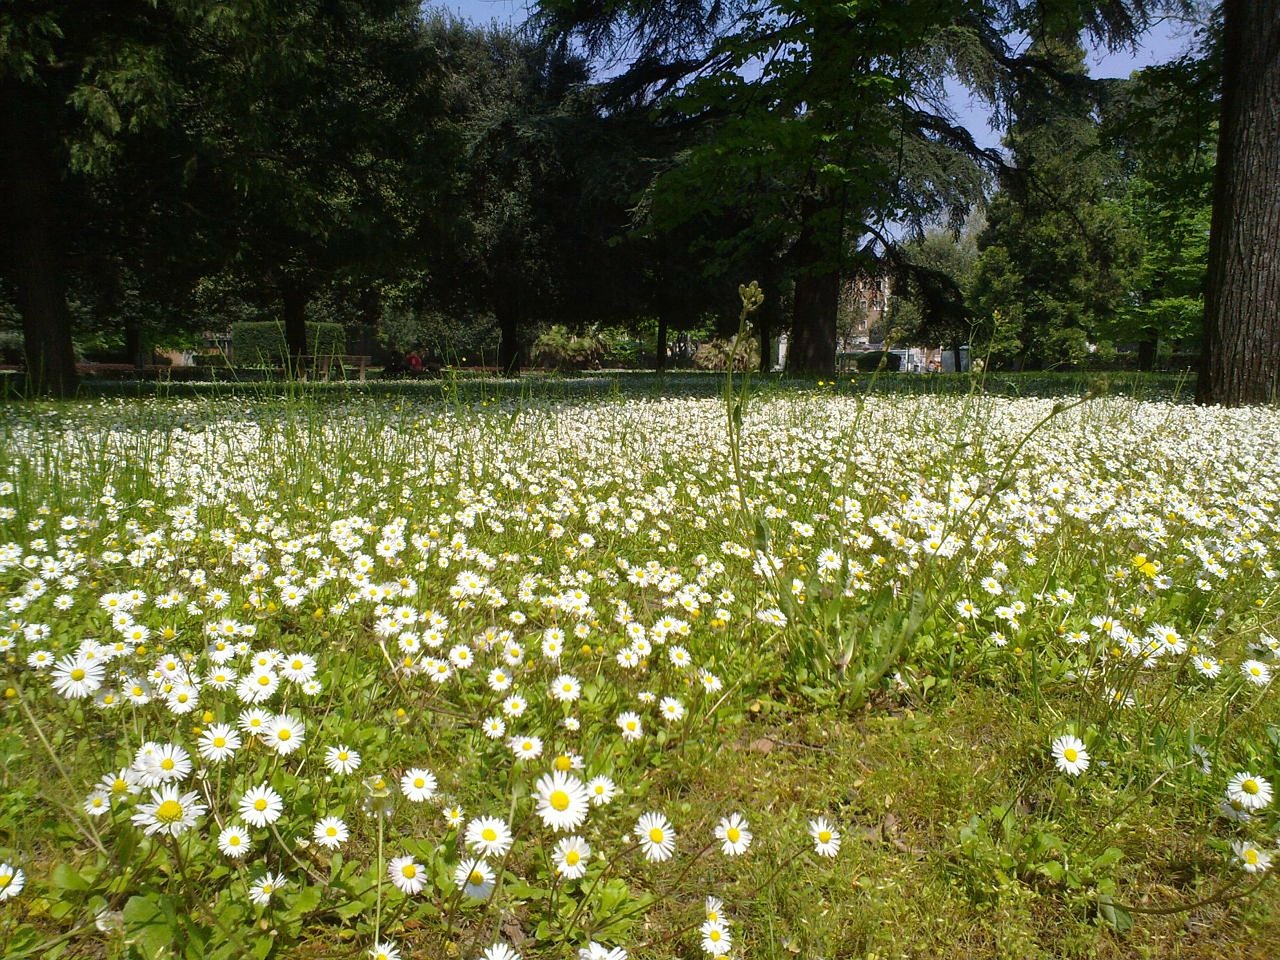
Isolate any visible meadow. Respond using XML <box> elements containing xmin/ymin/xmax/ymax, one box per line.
<box><xmin>1</xmin><ymin>376</ymin><xmax>1277</xmax><ymax>960</ymax></box>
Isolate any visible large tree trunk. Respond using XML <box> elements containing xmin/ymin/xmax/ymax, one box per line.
<box><xmin>496</xmin><ymin>302</ymin><xmax>521</xmax><ymax>376</ymax></box>
<box><xmin>1137</xmin><ymin>333</ymin><xmax>1157</xmax><ymax>372</ymax></box>
<box><xmin>787</xmin><ymin>268</ymin><xmax>840</xmax><ymax>375</ymax></box>
<box><xmin>654</xmin><ymin>315</ymin><xmax>668</xmax><ymax>372</ymax></box>
<box><xmin>124</xmin><ymin>316</ymin><xmax>145</xmax><ymax>371</ymax></box>
<box><xmin>281</xmin><ymin>277</ymin><xmax>309</xmax><ymax>378</ymax></box>
<box><xmin>1196</xmin><ymin>0</ymin><xmax>1280</xmax><ymax>406</ymax></box>
<box><xmin>785</xmin><ymin>186</ymin><xmax>841</xmax><ymax>376</ymax></box>
<box><xmin>0</xmin><ymin>83</ymin><xmax>78</xmax><ymax>397</ymax></box>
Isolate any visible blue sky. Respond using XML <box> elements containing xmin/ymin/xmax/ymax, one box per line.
<box><xmin>436</xmin><ymin>2</ymin><xmax>1204</xmax><ymax>149</ymax></box>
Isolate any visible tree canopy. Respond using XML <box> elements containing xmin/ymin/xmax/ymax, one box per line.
<box><xmin>0</xmin><ymin>0</ymin><xmax>1276</xmax><ymax>402</ymax></box>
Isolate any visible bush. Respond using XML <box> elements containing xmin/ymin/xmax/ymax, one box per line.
<box><xmin>693</xmin><ymin>337</ymin><xmax>759</xmax><ymax>371</ymax></box>
<box><xmin>597</xmin><ymin>326</ymin><xmax>647</xmax><ymax>368</ymax></box>
<box><xmin>0</xmin><ymin>329</ymin><xmax>23</xmax><ymax>364</ymax></box>
<box><xmin>230</xmin><ymin>322</ymin><xmax>345</xmax><ymax>367</ymax></box>
<box><xmin>849</xmin><ymin>350</ymin><xmax>902</xmax><ymax>372</ymax></box>
<box><xmin>532</xmin><ymin>325</ymin><xmax>606</xmax><ymax>370</ymax></box>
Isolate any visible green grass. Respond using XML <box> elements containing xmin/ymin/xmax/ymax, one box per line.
<box><xmin>1</xmin><ymin>367</ymin><xmax>1201</xmax><ymax>406</ymax></box>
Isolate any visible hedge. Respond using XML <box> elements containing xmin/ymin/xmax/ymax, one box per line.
<box><xmin>230</xmin><ymin>322</ymin><xmax>346</xmax><ymax>367</ymax></box>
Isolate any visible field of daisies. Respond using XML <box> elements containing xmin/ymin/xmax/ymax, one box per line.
<box><xmin>1</xmin><ymin>382</ymin><xmax>1278</xmax><ymax>959</ymax></box>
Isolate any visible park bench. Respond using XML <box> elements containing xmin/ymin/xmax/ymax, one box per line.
<box><xmin>299</xmin><ymin>355</ymin><xmax>373</xmax><ymax>381</ymax></box>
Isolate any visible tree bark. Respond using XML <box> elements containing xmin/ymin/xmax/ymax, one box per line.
<box><xmin>654</xmin><ymin>315</ymin><xmax>668</xmax><ymax>372</ymax></box>
<box><xmin>496</xmin><ymin>303</ymin><xmax>521</xmax><ymax>376</ymax></box>
<box><xmin>1137</xmin><ymin>333</ymin><xmax>1157</xmax><ymax>372</ymax></box>
<box><xmin>787</xmin><ymin>268</ymin><xmax>839</xmax><ymax>375</ymax></box>
<box><xmin>758</xmin><ymin>312</ymin><xmax>770</xmax><ymax>373</ymax></box>
<box><xmin>1196</xmin><ymin>0</ymin><xmax>1280</xmax><ymax>406</ymax></box>
<box><xmin>0</xmin><ymin>82</ymin><xmax>78</xmax><ymax>397</ymax></box>
<box><xmin>124</xmin><ymin>316</ymin><xmax>145</xmax><ymax>371</ymax></box>
<box><xmin>785</xmin><ymin>185</ymin><xmax>841</xmax><ymax>376</ymax></box>
<box><xmin>281</xmin><ymin>277</ymin><xmax>309</xmax><ymax>377</ymax></box>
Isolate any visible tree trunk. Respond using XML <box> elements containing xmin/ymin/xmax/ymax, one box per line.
<box><xmin>787</xmin><ymin>268</ymin><xmax>839</xmax><ymax>375</ymax></box>
<box><xmin>1196</xmin><ymin>0</ymin><xmax>1280</xmax><ymax>406</ymax></box>
<box><xmin>758</xmin><ymin>312</ymin><xmax>771</xmax><ymax>373</ymax></box>
<box><xmin>655</xmin><ymin>315</ymin><xmax>668</xmax><ymax>372</ymax></box>
<box><xmin>785</xmin><ymin>186</ymin><xmax>842</xmax><ymax>376</ymax></box>
<box><xmin>0</xmin><ymin>83</ymin><xmax>78</xmax><ymax>397</ymax></box>
<box><xmin>1137</xmin><ymin>334</ymin><xmax>1157</xmax><ymax>372</ymax></box>
<box><xmin>281</xmin><ymin>278</ymin><xmax>309</xmax><ymax>377</ymax></box>
<box><xmin>496</xmin><ymin>304</ymin><xmax>521</xmax><ymax>376</ymax></box>
<box><xmin>124</xmin><ymin>316</ymin><xmax>145</xmax><ymax>371</ymax></box>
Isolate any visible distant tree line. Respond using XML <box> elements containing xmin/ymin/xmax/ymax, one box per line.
<box><xmin>1</xmin><ymin>0</ymin><xmax>1275</xmax><ymax>403</ymax></box>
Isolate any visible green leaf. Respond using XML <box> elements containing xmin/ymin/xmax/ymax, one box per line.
<box><xmin>1092</xmin><ymin>847</ymin><xmax>1125</xmax><ymax>871</ymax></box>
<box><xmin>123</xmin><ymin>894</ymin><xmax>179</xmax><ymax>959</ymax></box>
<box><xmin>50</xmin><ymin>862</ymin><xmax>90</xmax><ymax>892</ymax></box>
<box><xmin>286</xmin><ymin>884</ymin><xmax>322</xmax><ymax>918</ymax></box>
<box><xmin>1037</xmin><ymin>860</ymin><xmax>1065</xmax><ymax>882</ymax></box>
<box><xmin>1098</xmin><ymin>895</ymin><xmax>1133</xmax><ymax>933</ymax></box>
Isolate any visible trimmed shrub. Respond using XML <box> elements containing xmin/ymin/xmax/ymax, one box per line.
<box><xmin>230</xmin><ymin>322</ymin><xmax>345</xmax><ymax>367</ymax></box>
<box><xmin>849</xmin><ymin>350</ymin><xmax>902</xmax><ymax>372</ymax></box>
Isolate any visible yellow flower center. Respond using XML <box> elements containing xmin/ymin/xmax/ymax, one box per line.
<box><xmin>709</xmin><ymin>930</ymin><xmax>722</xmax><ymax>942</ymax></box>
<box><xmin>818</xmin><ymin>830</ymin><xmax>832</xmax><ymax>843</ymax></box>
<box><xmin>1243</xmin><ymin>779</ymin><xmax>1260</xmax><ymax>795</ymax></box>
<box><xmin>160</xmin><ymin>758</ymin><xmax>175</xmax><ymax>771</ymax></box>
<box><xmin>482</xmin><ymin>828</ymin><xmax>497</xmax><ymax>842</ymax></box>
<box><xmin>0</xmin><ymin>873</ymin><xmax>10</xmax><ymax>887</ymax></box>
<box><xmin>469</xmin><ymin>870</ymin><xmax>485</xmax><ymax>885</ymax></box>
<box><xmin>71</xmin><ymin>668</ymin><xmax>86</xmax><ymax>681</ymax></box>
<box><xmin>401</xmin><ymin>864</ymin><xmax>417</xmax><ymax>878</ymax></box>
<box><xmin>156</xmin><ymin>799</ymin><xmax>183</xmax><ymax>823</ymax></box>
<box><xmin>277</xmin><ymin>728</ymin><xmax>291</xmax><ymax>741</ymax></box>
<box><xmin>727</xmin><ymin>827</ymin><xmax>741</xmax><ymax>842</ymax></box>
<box><xmin>1064</xmin><ymin>748</ymin><xmax>1078</xmax><ymax>762</ymax></box>
<box><xmin>649</xmin><ymin>827</ymin><xmax>665</xmax><ymax>844</ymax></box>
<box><xmin>112</xmin><ymin>778</ymin><xmax>128</xmax><ymax>793</ymax></box>
<box><xmin>1246</xmin><ymin>849</ymin><xmax>1259</xmax><ymax>865</ymax></box>
<box><xmin>258</xmin><ymin>675</ymin><xmax>270</xmax><ymax>686</ymax></box>
<box><xmin>213</xmin><ymin>737</ymin><xmax>226</xmax><ymax>748</ymax></box>
<box><xmin>254</xmin><ymin>798</ymin><xmax>268</xmax><ymax>811</ymax></box>
<box><xmin>554</xmin><ymin>755</ymin><xmax>572</xmax><ymax>772</ymax></box>
<box><xmin>326</xmin><ymin>827</ymin><xmax>337</xmax><ymax>837</ymax></box>
<box><xmin>229</xmin><ymin>835</ymin><xmax>241</xmax><ymax>846</ymax></box>
<box><xmin>565</xmin><ymin>850</ymin><xmax>581</xmax><ymax>866</ymax></box>
<box><xmin>550</xmin><ymin>790</ymin><xmax>571</xmax><ymax>812</ymax></box>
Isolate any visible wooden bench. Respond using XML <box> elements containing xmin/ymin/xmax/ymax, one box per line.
<box><xmin>299</xmin><ymin>355</ymin><xmax>372</xmax><ymax>381</ymax></box>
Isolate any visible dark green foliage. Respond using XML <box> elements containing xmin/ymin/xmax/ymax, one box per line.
<box><xmin>1</xmin><ymin>0</ymin><xmax>1274</xmax><ymax>398</ymax></box>
<box><xmin>849</xmin><ymin>350</ymin><xmax>903</xmax><ymax>373</ymax></box>
<box><xmin>969</xmin><ymin>40</ymin><xmax>1142</xmax><ymax>369</ymax></box>
<box><xmin>230</xmin><ymin>322</ymin><xmax>345</xmax><ymax>367</ymax></box>
<box><xmin>531</xmin><ymin>325</ymin><xmax>607</xmax><ymax>370</ymax></box>
<box><xmin>1101</xmin><ymin>23</ymin><xmax>1219</xmax><ymax>362</ymax></box>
